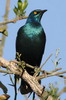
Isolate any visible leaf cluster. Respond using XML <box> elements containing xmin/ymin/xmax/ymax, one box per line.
<box><xmin>13</xmin><ymin>0</ymin><xmax>28</xmax><ymax>17</ymax></box>
<box><xmin>47</xmin><ymin>83</ymin><xmax>60</xmax><ymax>100</ymax></box>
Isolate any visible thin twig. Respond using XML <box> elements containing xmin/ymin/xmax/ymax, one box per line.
<box><xmin>11</xmin><ymin>60</ymin><xmax>34</xmax><ymax>69</ymax></box>
<box><xmin>37</xmin><ymin>71</ymin><xmax>66</xmax><ymax>80</ymax></box>
<box><xmin>0</xmin><ymin>16</ymin><xmax>28</xmax><ymax>26</ymax></box>
<box><xmin>58</xmin><ymin>87</ymin><xmax>66</xmax><ymax>96</ymax></box>
<box><xmin>0</xmin><ymin>69</ymin><xmax>13</xmax><ymax>74</ymax></box>
<box><xmin>40</xmin><ymin>53</ymin><xmax>53</xmax><ymax>69</ymax></box>
<box><xmin>33</xmin><ymin>53</ymin><xmax>53</xmax><ymax>77</ymax></box>
<box><xmin>49</xmin><ymin>68</ymin><xmax>62</xmax><ymax>73</ymax></box>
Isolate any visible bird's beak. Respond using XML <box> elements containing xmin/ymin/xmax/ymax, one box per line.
<box><xmin>41</xmin><ymin>10</ymin><xmax>47</xmax><ymax>13</ymax></box>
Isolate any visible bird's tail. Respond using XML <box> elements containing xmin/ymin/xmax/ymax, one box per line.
<box><xmin>20</xmin><ymin>79</ymin><xmax>32</xmax><ymax>94</ymax></box>
<box><xmin>15</xmin><ymin>74</ymin><xmax>32</xmax><ymax>96</ymax></box>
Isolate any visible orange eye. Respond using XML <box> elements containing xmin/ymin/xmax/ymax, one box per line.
<box><xmin>34</xmin><ymin>11</ymin><xmax>37</xmax><ymax>15</ymax></box>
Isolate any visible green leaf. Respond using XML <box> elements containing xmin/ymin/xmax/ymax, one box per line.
<box><xmin>13</xmin><ymin>0</ymin><xmax>28</xmax><ymax>16</ymax></box>
<box><xmin>2</xmin><ymin>30</ymin><xmax>8</xmax><ymax>36</ymax></box>
<box><xmin>22</xmin><ymin>0</ymin><xmax>28</xmax><ymax>11</ymax></box>
<box><xmin>13</xmin><ymin>6</ymin><xmax>18</xmax><ymax>15</ymax></box>
<box><xmin>18</xmin><ymin>0</ymin><xmax>22</xmax><ymax>10</ymax></box>
<box><xmin>47</xmin><ymin>83</ymin><xmax>59</xmax><ymax>99</ymax></box>
<box><xmin>0</xmin><ymin>81</ymin><xmax>8</xmax><ymax>94</ymax></box>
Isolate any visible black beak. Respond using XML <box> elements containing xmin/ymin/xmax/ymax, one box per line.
<box><xmin>41</xmin><ymin>10</ymin><xmax>47</xmax><ymax>13</ymax></box>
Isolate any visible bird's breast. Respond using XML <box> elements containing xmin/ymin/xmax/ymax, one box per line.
<box><xmin>23</xmin><ymin>23</ymin><xmax>43</xmax><ymax>40</ymax></box>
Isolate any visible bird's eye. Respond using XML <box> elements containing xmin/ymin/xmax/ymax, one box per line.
<box><xmin>34</xmin><ymin>11</ymin><xmax>38</xmax><ymax>15</ymax></box>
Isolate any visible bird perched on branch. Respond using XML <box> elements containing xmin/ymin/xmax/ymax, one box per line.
<box><xmin>16</xmin><ymin>9</ymin><xmax>47</xmax><ymax>95</ymax></box>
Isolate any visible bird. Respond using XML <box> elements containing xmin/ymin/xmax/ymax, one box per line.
<box><xmin>15</xmin><ymin>9</ymin><xmax>47</xmax><ymax>95</ymax></box>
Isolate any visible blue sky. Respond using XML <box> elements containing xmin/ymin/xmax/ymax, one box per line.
<box><xmin>0</xmin><ymin>0</ymin><xmax>66</xmax><ymax>100</ymax></box>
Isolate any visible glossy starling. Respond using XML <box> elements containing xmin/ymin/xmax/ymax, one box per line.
<box><xmin>16</xmin><ymin>9</ymin><xmax>47</xmax><ymax>94</ymax></box>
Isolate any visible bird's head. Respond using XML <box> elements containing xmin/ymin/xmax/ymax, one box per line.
<box><xmin>26</xmin><ymin>9</ymin><xmax>47</xmax><ymax>23</ymax></box>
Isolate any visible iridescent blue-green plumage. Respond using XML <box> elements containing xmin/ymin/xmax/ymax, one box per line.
<box><xmin>16</xmin><ymin>9</ymin><xmax>47</xmax><ymax>94</ymax></box>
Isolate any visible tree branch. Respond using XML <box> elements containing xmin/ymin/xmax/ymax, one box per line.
<box><xmin>0</xmin><ymin>16</ymin><xmax>28</xmax><ymax>26</ymax></box>
<box><xmin>0</xmin><ymin>57</ymin><xmax>48</xmax><ymax>98</ymax></box>
<box><xmin>37</xmin><ymin>70</ymin><xmax>66</xmax><ymax>80</ymax></box>
<box><xmin>0</xmin><ymin>0</ymin><xmax>10</xmax><ymax>57</ymax></box>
